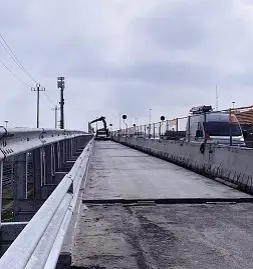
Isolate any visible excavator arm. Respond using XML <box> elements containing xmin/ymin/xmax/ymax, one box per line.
<box><xmin>89</xmin><ymin>116</ymin><xmax>109</xmax><ymax>139</ymax></box>
<box><xmin>89</xmin><ymin>116</ymin><xmax>107</xmax><ymax>130</ymax></box>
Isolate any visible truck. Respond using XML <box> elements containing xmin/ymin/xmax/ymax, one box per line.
<box><xmin>185</xmin><ymin>105</ymin><xmax>246</xmax><ymax>146</ymax></box>
<box><xmin>88</xmin><ymin>116</ymin><xmax>110</xmax><ymax>141</ymax></box>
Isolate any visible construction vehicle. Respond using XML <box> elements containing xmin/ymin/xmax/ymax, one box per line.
<box><xmin>88</xmin><ymin>116</ymin><xmax>109</xmax><ymax>140</ymax></box>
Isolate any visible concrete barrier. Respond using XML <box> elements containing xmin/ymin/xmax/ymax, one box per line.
<box><xmin>112</xmin><ymin>136</ymin><xmax>253</xmax><ymax>194</ymax></box>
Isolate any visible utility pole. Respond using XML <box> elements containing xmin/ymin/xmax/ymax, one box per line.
<box><xmin>51</xmin><ymin>106</ymin><xmax>60</xmax><ymax>129</ymax></box>
<box><xmin>57</xmin><ymin>77</ymin><xmax>65</xmax><ymax>129</ymax></box>
<box><xmin>216</xmin><ymin>85</ymin><xmax>219</xmax><ymax>111</ymax></box>
<box><xmin>4</xmin><ymin>120</ymin><xmax>8</xmax><ymax>128</ymax></box>
<box><xmin>149</xmin><ymin>109</ymin><xmax>152</xmax><ymax>125</ymax></box>
<box><xmin>31</xmin><ymin>83</ymin><xmax>45</xmax><ymax>128</ymax></box>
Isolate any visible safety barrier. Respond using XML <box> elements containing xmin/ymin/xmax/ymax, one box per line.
<box><xmin>113</xmin><ymin>136</ymin><xmax>253</xmax><ymax>193</ymax></box>
<box><xmin>0</xmin><ymin>127</ymin><xmax>87</xmax><ymax>159</ymax></box>
<box><xmin>0</xmin><ymin>139</ymin><xmax>93</xmax><ymax>269</ymax></box>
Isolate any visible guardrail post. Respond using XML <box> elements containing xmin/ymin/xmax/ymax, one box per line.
<box><xmin>54</xmin><ymin>143</ymin><xmax>59</xmax><ymax>172</ymax></box>
<box><xmin>14</xmin><ymin>153</ymin><xmax>28</xmax><ymax>200</ymax></box>
<box><xmin>76</xmin><ymin>137</ymin><xmax>80</xmax><ymax>150</ymax></box>
<box><xmin>63</xmin><ymin>140</ymin><xmax>66</xmax><ymax>164</ymax></box>
<box><xmin>70</xmin><ymin>138</ymin><xmax>74</xmax><ymax>159</ymax></box>
<box><xmin>73</xmin><ymin>139</ymin><xmax>77</xmax><ymax>157</ymax></box>
<box><xmin>32</xmin><ymin>148</ymin><xmax>42</xmax><ymax>199</ymax></box>
<box><xmin>66</xmin><ymin>139</ymin><xmax>71</xmax><ymax>160</ymax></box>
<box><xmin>52</xmin><ymin>143</ymin><xmax>56</xmax><ymax>176</ymax></box>
<box><xmin>45</xmin><ymin>145</ymin><xmax>54</xmax><ymax>184</ymax></box>
<box><xmin>57</xmin><ymin>142</ymin><xmax>61</xmax><ymax>170</ymax></box>
<box><xmin>41</xmin><ymin>147</ymin><xmax>46</xmax><ymax>185</ymax></box>
<box><xmin>58</xmin><ymin>141</ymin><xmax>65</xmax><ymax>170</ymax></box>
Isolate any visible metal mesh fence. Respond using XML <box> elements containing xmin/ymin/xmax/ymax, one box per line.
<box><xmin>113</xmin><ymin>109</ymin><xmax>253</xmax><ymax>147</ymax></box>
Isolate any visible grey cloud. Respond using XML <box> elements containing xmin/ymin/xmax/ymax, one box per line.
<box><xmin>0</xmin><ymin>0</ymin><xmax>252</xmax><ymax>130</ymax></box>
<box><xmin>68</xmin><ymin>59</ymin><xmax>215</xmax><ymax>89</ymax></box>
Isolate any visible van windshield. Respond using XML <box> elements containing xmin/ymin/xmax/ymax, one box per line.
<box><xmin>203</xmin><ymin>122</ymin><xmax>242</xmax><ymax>136</ymax></box>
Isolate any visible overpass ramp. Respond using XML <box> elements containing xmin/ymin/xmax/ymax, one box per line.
<box><xmin>71</xmin><ymin>141</ymin><xmax>253</xmax><ymax>269</ymax></box>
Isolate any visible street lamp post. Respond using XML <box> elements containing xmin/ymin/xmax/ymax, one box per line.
<box><xmin>232</xmin><ymin>101</ymin><xmax>236</xmax><ymax>109</ymax></box>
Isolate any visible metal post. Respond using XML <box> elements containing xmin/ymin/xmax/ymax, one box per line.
<box><xmin>73</xmin><ymin>139</ymin><xmax>77</xmax><ymax>156</ymax></box>
<box><xmin>66</xmin><ymin>140</ymin><xmax>70</xmax><ymax>160</ymax></box>
<box><xmin>229</xmin><ymin>108</ymin><xmax>232</xmax><ymax>146</ymax></box>
<box><xmin>51</xmin><ymin>144</ymin><xmax>55</xmax><ymax>176</ymax></box>
<box><xmin>53</xmin><ymin>143</ymin><xmax>59</xmax><ymax>172</ymax></box>
<box><xmin>59</xmin><ymin>141</ymin><xmax>64</xmax><ymax>169</ymax></box>
<box><xmin>37</xmin><ymin>89</ymin><xmax>39</xmax><ymax>128</ymax></box>
<box><xmin>31</xmin><ymin>84</ymin><xmax>45</xmax><ymax>128</ymax></box>
<box><xmin>57</xmin><ymin>77</ymin><xmax>65</xmax><ymax>129</ymax></box>
<box><xmin>204</xmin><ymin>113</ymin><xmax>207</xmax><ymax>143</ymax></box>
<box><xmin>188</xmin><ymin>116</ymin><xmax>191</xmax><ymax>142</ymax></box>
<box><xmin>45</xmin><ymin>145</ymin><xmax>53</xmax><ymax>184</ymax></box>
<box><xmin>149</xmin><ymin>109</ymin><xmax>152</xmax><ymax>125</ymax></box>
<box><xmin>14</xmin><ymin>153</ymin><xmax>28</xmax><ymax>200</ymax></box>
<box><xmin>41</xmin><ymin>148</ymin><xmax>46</xmax><ymax>185</ymax></box>
<box><xmin>60</xmin><ymin>88</ymin><xmax>64</xmax><ymax>129</ymax></box>
<box><xmin>32</xmin><ymin>148</ymin><xmax>42</xmax><ymax>199</ymax></box>
<box><xmin>57</xmin><ymin>142</ymin><xmax>61</xmax><ymax>170</ymax></box>
<box><xmin>64</xmin><ymin>140</ymin><xmax>68</xmax><ymax>162</ymax></box>
<box><xmin>51</xmin><ymin>106</ymin><xmax>59</xmax><ymax>129</ymax></box>
<box><xmin>153</xmin><ymin>123</ymin><xmax>156</xmax><ymax>139</ymax></box>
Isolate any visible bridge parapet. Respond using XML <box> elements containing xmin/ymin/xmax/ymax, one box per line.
<box><xmin>0</xmin><ymin>138</ymin><xmax>93</xmax><ymax>269</ymax></box>
<box><xmin>0</xmin><ymin>127</ymin><xmax>87</xmax><ymax>159</ymax></box>
<box><xmin>0</xmin><ymin>127</ymin><xmax>93</xmax><ymax>264</ymax></box>
<box><xmin>112</xmin><ymin>136</ymin><xmax>253</xmax><ymax>194</ymax></box>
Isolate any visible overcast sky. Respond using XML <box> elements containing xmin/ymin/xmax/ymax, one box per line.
<box><xmin>0</xmin><ymin>0</ymin><xmax>253</xmax><ymax>131</ymax></box>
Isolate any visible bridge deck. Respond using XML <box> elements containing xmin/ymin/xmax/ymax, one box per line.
<box><xmin>82</xmin><ymin>141</ymin><xmax>250</xmax><ymax>201</ymax></box>
<box><xmin>71</xmin><ymin>141</ymin><xmax>253</xmax><ymax>269</ymax></box>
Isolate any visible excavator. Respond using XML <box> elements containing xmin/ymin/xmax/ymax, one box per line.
<box><xmin>88</xmin><ymin>116</ymin><xmax>109</xmax><ymax>140</ymax></box>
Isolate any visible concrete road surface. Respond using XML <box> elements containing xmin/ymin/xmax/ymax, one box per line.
<box><xmin>71</xmin><ymin>141</ymin><xmax>253</xmax><ymax>269</ymax></box>
<box><xmin>82</xmin><ymin>141</ymin><xmax>251</xmax><ymax>201</ymax></box>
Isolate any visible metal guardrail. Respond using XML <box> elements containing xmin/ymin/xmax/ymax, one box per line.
<box><xmin>0</xmin><ymin>127</ymin><xmax>86</xmax><ymax>160</ymax></box>
<box><xmin>0</xmin><ymin>139</ymin><xmax>93</xmax><ymax>269</ymax></box>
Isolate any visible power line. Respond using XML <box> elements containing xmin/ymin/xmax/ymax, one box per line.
<box><xmin>0</xmin><ymin>59</ymin><xmax>32</xmax><ymax>88</ymax></box>
<box><xmin>0</xmin><ymin>33</ymin><xmax>38</xmax><ymax>84</ymax></box>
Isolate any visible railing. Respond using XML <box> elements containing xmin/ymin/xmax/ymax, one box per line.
<box><xmin>0</xmin><ymin>128</ymin><xmax>92</xmax><ymax>224</ymax></box>
<box><xmin>0</xmin><ymin>138</ymin><xmax>93</xmax><ymax>269</ymax></box>
<box><xmin>113</xmin><ymin>116</ymin><xmax>187</xmax><ymax>139</ymax></box>
<box><xmin>113</xmin><ymin>109</ymin><xmax>253</xmax><ymax>147</ymax></box>
<box><xmin>0</xmin><ymin>127</ymin><xmax>85</xmax><ymax>159</ymax></box>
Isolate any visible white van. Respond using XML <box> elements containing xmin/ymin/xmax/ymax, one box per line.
<box><xmin>185</xmin><ymin>105</ymin><xmax>246</xmax><ymax>146</ymax></box>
